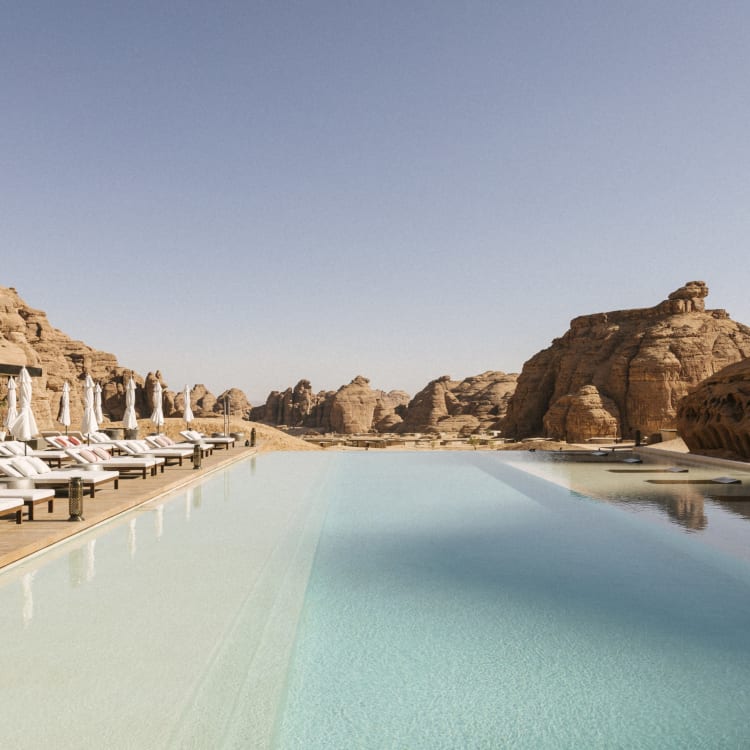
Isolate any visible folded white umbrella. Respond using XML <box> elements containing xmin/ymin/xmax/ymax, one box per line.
<box><xmin>183</xmin><ymin>384</ymin><xmax>194</xmax><ymax>427</ymax></box>
<box><xmin>94</xmin><ymin>382</ymin><xmax>104</xmax><ymax>424</ymax></box>
<box><xmin>10</xmin><ymin>367</ymin><xmax>39</xmax><ymax>446</ymax></box>
<box><xmin>4</xmin><ymin>376</ymin><xmax>17</xmax><ymax>429</ymax></box>
<box><xmin>150</xmin><ymin>381</ymin><xmax>165</xmax><ymax>433</ymax></box>
<box><xmin>57</xmin><ymin>381</ymin><xmax>71</xmax><ymax>433</ymax></box>
<box><xmin>122</xmin><ymin>378</ymin><xmax>138</xmax><ymax>431</ymax></box>
<box><xmin>81</xmin><ymin>374</ymin><xmax>99</xmax><ymax>437</ymax></box>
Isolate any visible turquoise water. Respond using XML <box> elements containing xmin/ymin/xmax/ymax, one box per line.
<box><xmin>274</xmin><ymin>453</ymin><xmax>750</xmax><ymax>749</ymax></box>
<box><xmin>1</xmin><ymin>452</ymin><xmax>750</xmax><ymax>749</ymax></box>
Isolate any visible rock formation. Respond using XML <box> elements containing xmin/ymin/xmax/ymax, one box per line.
<box><xmin>250</xmin><ymin>377</ymin><xmax>409</xmax><ymax>433</ymax></box>
<box><xmin>503</xmin><ymin>281</ymin><xmax>750</xmax><ymax>442</ymax></box>
<box><xmin>251</xmin><ymin>371</ymin><xmax>516</xmax><ymax>435</ymax></box>
<box><xmin>398</xmin><ymin>372</ymin><xmax>517</xmax><ymax>435</ymax></box>
<box><xmin>677</xmin><ymin>358</ymin><xmax>750</xmax><ymax>461</ymax></box>
<box><xmin>0</xmin><ymin>285</ymin><xmax>251</xmax><ymax>431</ymax></box>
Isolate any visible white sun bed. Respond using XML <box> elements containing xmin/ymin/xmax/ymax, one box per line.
<box><xmin>113</xmin><ymin>440</ymin><xmax>193</xmax><ymax>466</ymax></box>
<box><xmin>180</xmin><ymin>430</ymin><xmax>236</xmax><ymax>449</ymax></box>
<box><xmin>0</xmin><ymin>488</ymin><xmax>56</xmax><ymax>520</ymax></box>
<box><xmin>0</xmin><ymin>458</ymin><xmax>119</xmax><ymax>498</ymax></box>
<box><xmin>64</xmin><ymin>447</ymin><xmax>164</xmax><ymax>479</ymax></box>
<box><xmin>0</xmin><ymin>497</ymin><xmax>24</xmax><ymax>524</ymax></box>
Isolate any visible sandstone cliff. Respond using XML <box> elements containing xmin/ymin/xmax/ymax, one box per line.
<box><xmin>502</xmin><ymin>282</ymin><xmax>750</xmax><ymax>442</ymax></box>
<box><xmin>677</xmin><ymin>357</ymin><xmax>750</xmax><ymax>461</ymax></box>
<box><xmin>252</xmin><ymin>371</ymin><xmax>516</xmax><ymax>435</ymax></box>
<box><xmin>0</xmin><ymin>285</ymin><xmax>251</xmax><ymax>431</ymax></box>
<box><xmin>250</xmin><ymin>377</ymin><xmax>409</xmax><ymax>433</ymax></box>
<box><xmin>398</xmin><ymin>371</ymin><xmax>517</xmax><ymax>435</ymax></box>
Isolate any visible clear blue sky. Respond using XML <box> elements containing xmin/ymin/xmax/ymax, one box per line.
<box><xmin>3</xmin><ymin>2</ymin><xmax>749</xmax><ymax>404</ymax></box>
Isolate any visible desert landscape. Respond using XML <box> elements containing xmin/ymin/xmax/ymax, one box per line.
<box><xmin>2</xmin><ymin>280</ymin><xmax>749</xmax><ymax>459</ymax></box>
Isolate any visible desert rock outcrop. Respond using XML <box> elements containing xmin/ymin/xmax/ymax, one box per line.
<box><xmin>398</xmin><ymin>372</ymin><xmax>517</xmax><ymax>435</ymax></box>
<box><xmin>503</xmin><ymin>282</ymin><xmax>750</xmax><ymax>442</ymax></box>
<box><xmin>0</xmin><ymin>285</ymin><xmax>250</xmax><ymax>431</ymax></box>
<box><xmin>250</xmin><ymin>377</ymin><xmax>409</xmax><ymax>433</ymax></box>
<box><xmin>677</xmin><ymin>358</ymin><xmax>750</xmax><ymax>461</ymax></box>
<box><xmin>252</xmin><ymin>371</ymin><xmax>515</xmax><ymax>435</ymax></box>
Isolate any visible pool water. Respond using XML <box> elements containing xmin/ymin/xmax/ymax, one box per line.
<box><xmin>1</xmin><ymin>452</ymin><xmax>750</xmax><ymax>749</ymax></box>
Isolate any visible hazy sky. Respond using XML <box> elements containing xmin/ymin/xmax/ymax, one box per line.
<box><xmin>3</xmin><ymin>2</ymin><xmax>749</xmax><ymax>403</ymax></box>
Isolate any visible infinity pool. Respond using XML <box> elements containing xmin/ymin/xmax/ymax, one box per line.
<box><xmin>1</xmin><ymin>452</ymin><xmax>750</xmax><ymax>749</ymax></box>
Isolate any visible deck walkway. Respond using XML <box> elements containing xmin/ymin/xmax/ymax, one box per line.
<box><xmin>0</xmin><ymin>443</ymin><xmax>257</xmax><ymax>570</ymax></box>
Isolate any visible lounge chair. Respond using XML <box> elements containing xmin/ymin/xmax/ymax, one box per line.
<box><xmin>113</xmin><ymin>439</ymin><xmax>193</xmax><ymax>466</ymax></box>
<box><xmin>145</xmin><ymin>435</ymin><xmax>213</xmax><ymax>457</ymax></box>
<box><xmin>180</xmin><ymin>430</ymin><xmax>236</xmax><ymax>449</ymax></box>
<box><xmin>0</xmin><ymin>440</ymin><xmax>70</xmax><ymax>468</ymax></box>
<box><xmin>0</xmin><ymin>457</ymin><xmax>119</xmax><ymax>498</ymax></box>
<box><xmin>0</xmin><ymin>497</ymin><xmax>24</xmax><ymax>524</ymax></box>
<box><xmin>64</xmin><ymin>447</ymin><xmax>164</xmax><ymax>478</ymax></box>
<box><xmin>0</xmin><ymin>488</ymin><xmax>56</xmax><ymax>520</ymax></box>
<box><xmin>47</xmin><ymin>434</ymin><xmax>118</xmax><ymax>451</ymax></box>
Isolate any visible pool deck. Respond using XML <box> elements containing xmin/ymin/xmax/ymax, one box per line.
<box><xmin>0</xmin><ymin>443</ymin><xmax>258</xmax><ymax>570</ymax></box>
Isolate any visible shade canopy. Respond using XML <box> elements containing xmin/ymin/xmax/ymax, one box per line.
<box><xmin>94</xmin><ymin>382</ymin><xmax>104</xmax><ymax>423</ymax></box>
<box><xmin>4</xmin><ymin>376</ymin><xmax>17</xmax><ymax>429</ymax></box>
<box><xmin>183</xmin><ymin>384</ymin><xmax>194</xmax><ymax>426</ymax></box>
<box><xmin>81</xmin><ymin>374</ymin><xmax>99</xmax><ymax>436</ymax></box>
<box><xmin>150</xmin><ymin>381</ymin><xmax>165</xmax><ymax>432</ymax></box>
<box><xmin>57</xmin><ymin>381</ymin><xmax>71</xmax><ymax>430</ymax></box>
<box><xmin>9</xmin><ymin>367</ymin><xmax>38</xmax><ymax>441</ymax></box>
<box><xmin>122</xmin><ymin>378</ymin><xmax>138</xmax><ymax>431</ymax></box>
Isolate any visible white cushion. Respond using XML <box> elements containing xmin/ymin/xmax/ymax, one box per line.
<box><xmin>0</xmin><ymin>461</ymin><xmax>24</xmax><ymax>478</ymax></box>
<box><xmin>10</xmin><ymin>458</ymin><xmax>37</xmax><ymax>477</ymax></box>
<box><xmin>28</xmin><ymin>457</ymin><xmax>52</xmax><ymax>474</ymax></box>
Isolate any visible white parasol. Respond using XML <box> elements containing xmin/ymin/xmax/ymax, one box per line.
<box><xmin>182</xmin><ymin>384</ymin><xmax>194</xmax><ymax>427</ymax></box>
<box><xmin>94</xmin><ymin>382</ymin><xmax>104</xmax><ymax>424</ymax></box>
<box><xmin>122</xmin><ymin>378</ymin><xmax>138</xmax><ymax>431</ymax></box>
<box><xmin>4</xmin><ymin>376</ymin><xmax>17</xmax><ymax>429</ymax></box>
<box><xmin>150</xmin><ymin>381</ymin><xmax>165</xmax><ymax>433</ymax></box>
<box><xmin>57</xmin><ymin>381</ymin><xmax>71</xmax><ymax>433</ymax></box>
<box><xmin>81</xmin><ymin>374</ymin><xmax>99</xmax><ymax>438</ymax></box>
<box><xmin>10</xmin><ymin>367</ymin><xmax>39</xmax><ymax>446</ymax></box>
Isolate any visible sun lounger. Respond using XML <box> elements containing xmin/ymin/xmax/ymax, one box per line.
<box><xmin>180</xmin><ymin>430</ymin><xmax>236</xmax><ymax>449</ymax></box>
<box><xmin>65</xmin><ymin>447</ymin><xmax>164</xmax><ymax>478</ymax></box>
<box><xmin>0</xmin><ymin>440</ymin><xmax>70</xmax><ymax>468</ymax></box>
<box><xmin>0</xmin><ymin>497</ymin><xmax>24</xmax><ymax>524</ymax></box>
<box><xmin>0</xmin><ymin>458</ymin><xmax>119</xmax><ymax>498</ymax></box>
<box><xmin>47</xmin><ymin>434</ymin><xmax>118</xmax><ymax>451</ymax></box>
<box><xmin>0</xmin><ymin>488</ymin><xmax>56</xmax><ymax>520</ymax></box>
<box><xmin>145</xmin><ymin>435</ymin><xmax>213</xmax><ymax>457</ymax></box>
<box><xmin>113</xmin><ymin>440</ymin><xmax>193</xmax><ymax>466</ymax></box>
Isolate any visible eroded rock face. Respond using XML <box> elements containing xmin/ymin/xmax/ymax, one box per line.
<box><xmin>503</xmin><ymin>282</ymin><xmax>750</xmax><ymax>442</ymax></box>
<box><xmin>249</xmin><ymin>377</ymin><xmax>409</xmax><ymax>433</ymax></box>
<box><xmin>253</xmin><ymin>371</ymin><xmax>517</xmax><ymax>435</ymax></box>
<box><xmin>0</xmin><ymin>286</ymin><xmax>249</xmax><ymax>430</ymax></box>
<box><xmin>677</xmin><ymin>358</ymin><xmax>750</xmax><ymax>461</ymax></box>
<box><xmin>398</xmin><ymin>371</ymin><xmax>518</xmax><ymax>435</ymax></box>
<box><xmin>542</xmin><ymin>385</ymin><xmax>620</xmax><ymax>442</ymax></box>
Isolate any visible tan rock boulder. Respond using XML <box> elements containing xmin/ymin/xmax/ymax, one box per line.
<box><xmin>677</xmin><ymin>358</ymin><xmax>750</xmax><ymax>461</ymax></box>
<box><xmin>373</xmin><ymin>390</ymin><xmax>410</xmax><ymax>432</ymax></box>
<box><xmin>503</xmin><ymin>282</ymin><xmax>750</xmax><ymax>441</ymax></box>
<box><xmin>214</xmin><ymin>388</ymin><xmax>252</xmax><ymax>417</ymax></box>
<box><xmin>543</xmin><ymin>385</ymin><xmax>621</xmax><ymax>442</ymax></box>
<box><xmin>398</xmin><ymin>372</ymin><xmax>517</xmax><ymax>435</ymax></box>
<box><xmin>398</xmin><ymin>376</ymin><xmax>460</xmax><ymax>434</ymax></box>
<box><xmin>329</xmin><ymin>376</ymin><xmax>380</xmax><ymax>434</ymax></box>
